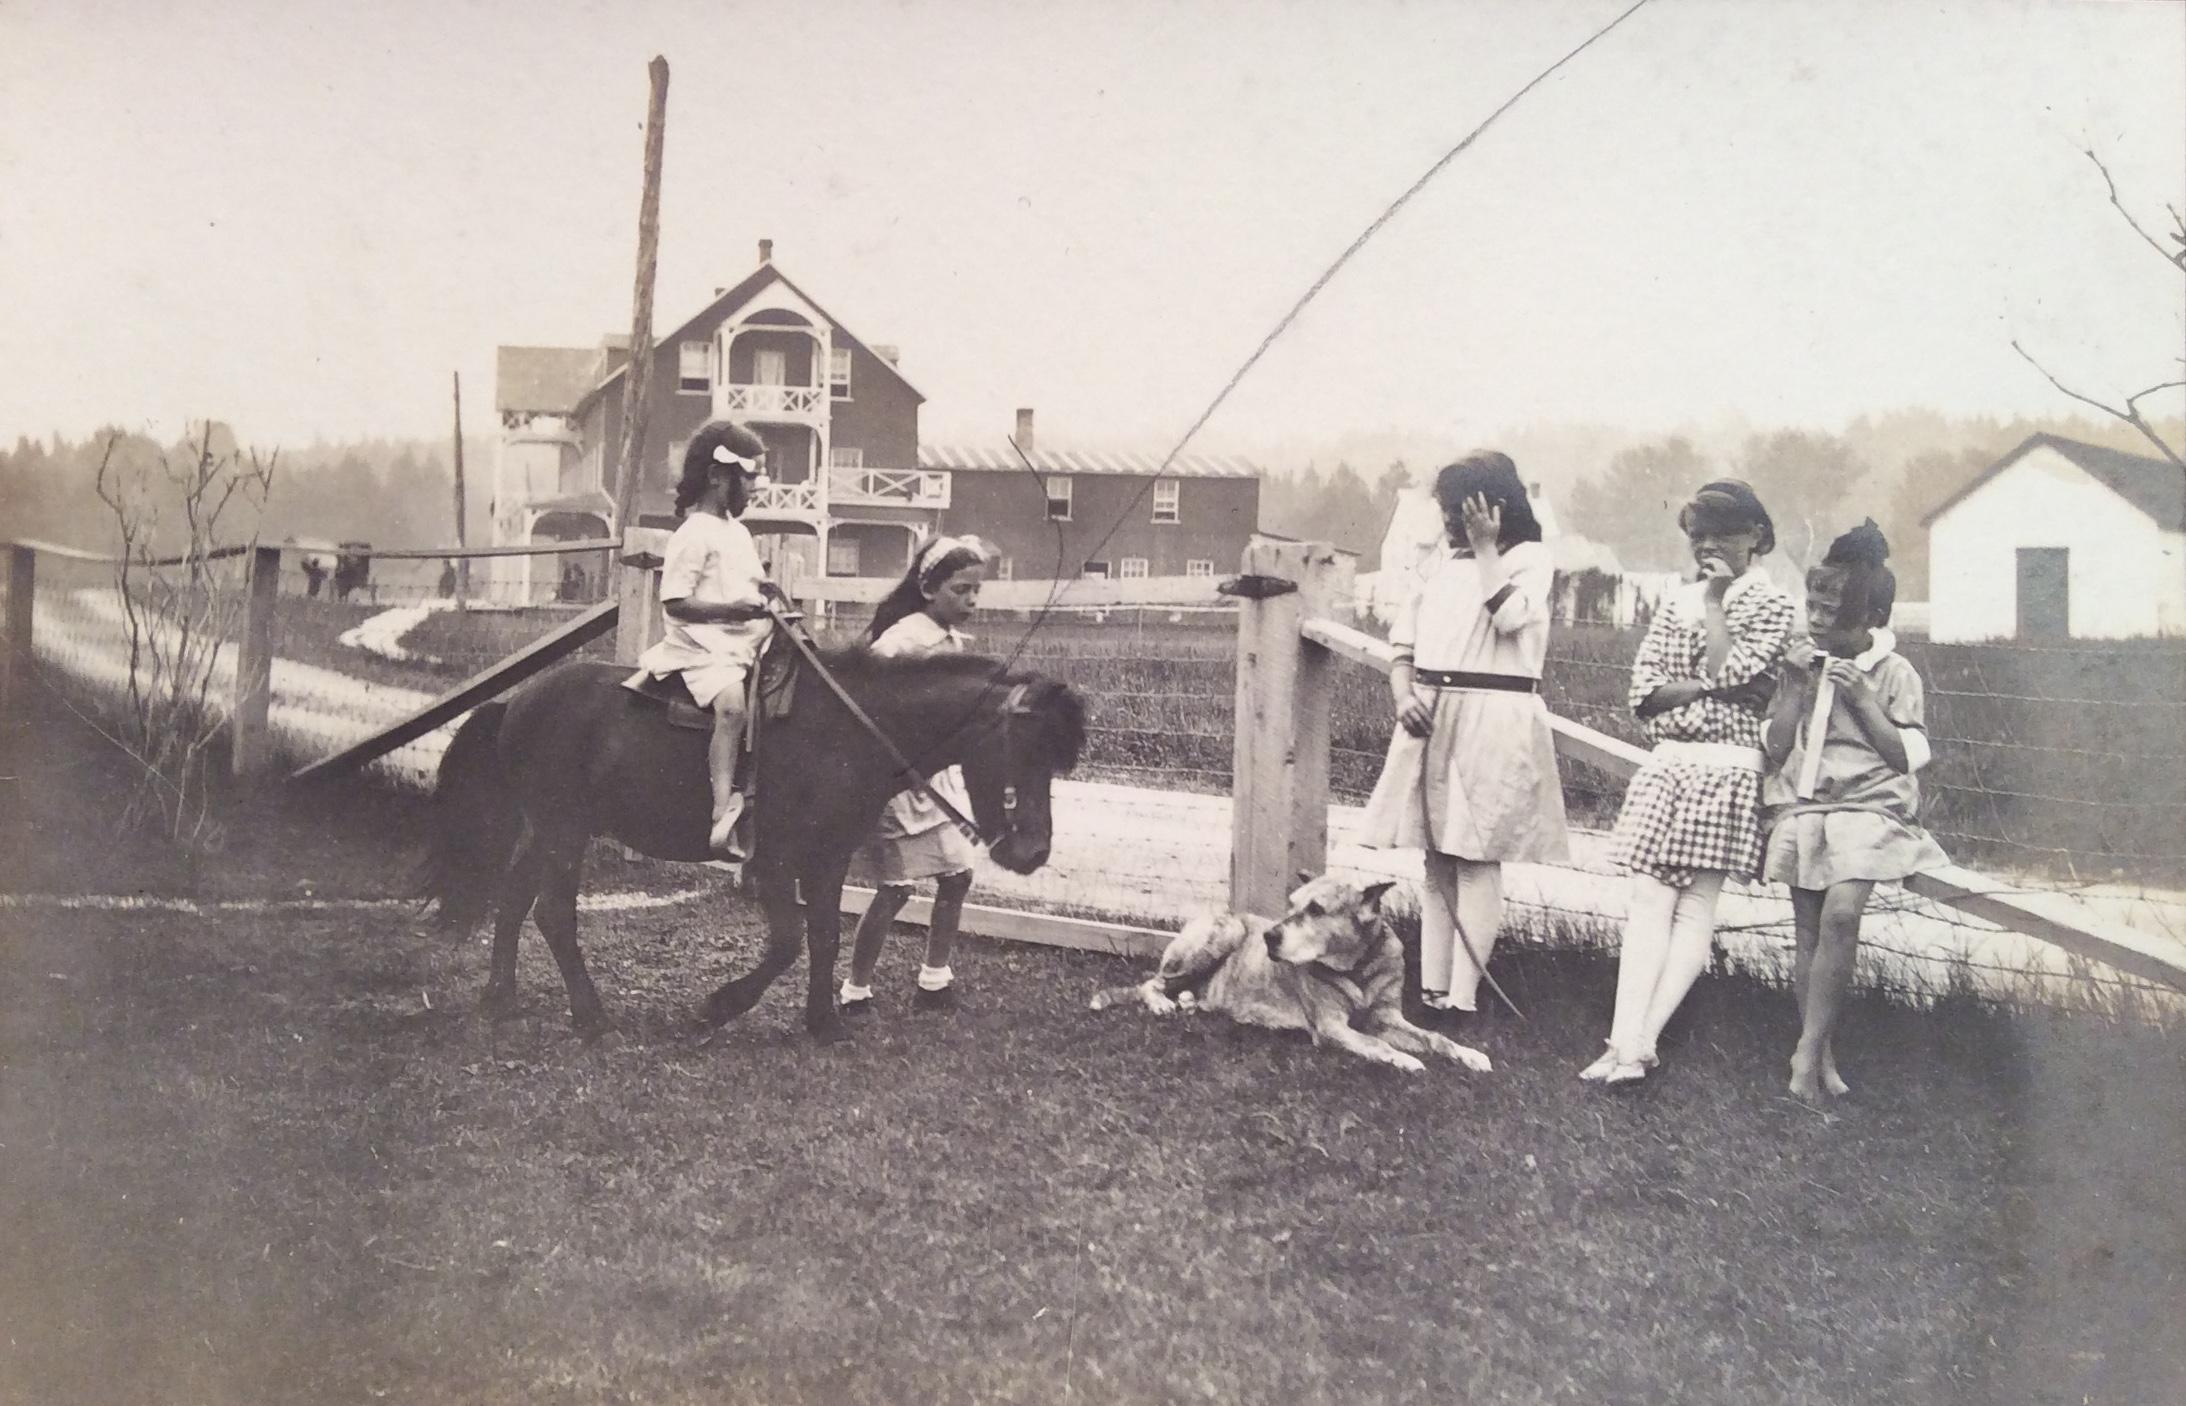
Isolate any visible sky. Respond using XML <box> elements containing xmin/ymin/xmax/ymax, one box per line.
<box><xmin>2</xmin><ymin>0</ymin><xmax>2181</xmax><ymax>465</ymax></box>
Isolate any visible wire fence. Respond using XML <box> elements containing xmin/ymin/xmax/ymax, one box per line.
<box><xmin>15</xmin><ymin>545</ymin><xmax>2184</xmax><ymax>1012</ymax></box>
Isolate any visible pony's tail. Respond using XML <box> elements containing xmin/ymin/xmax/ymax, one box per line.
<box><xmin>418</xmin><ymin>701</ymin><xmax>519</xmax><ymax>930</ymax></box>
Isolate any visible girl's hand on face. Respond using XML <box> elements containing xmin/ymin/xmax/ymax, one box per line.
<box><xmin>1459</xmin><ymin>494</ymin><xmax>1502</xmax><ymax>557</ymax></box>
<box><xmin>1782</xmin><ymin>635</ymin><xmax>1818</xmax><ymax>671</ymax></box>
<box><xmin>1396</xmin><ymin>692</ymin><xmax>1435</xmax><ymax>738</ymax></box>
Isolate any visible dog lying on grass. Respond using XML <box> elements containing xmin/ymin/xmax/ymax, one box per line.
<box><xmin>1089</xmin><ymin>875</ymin><xmax>1492</xmax><ymax>1074</ymax></box>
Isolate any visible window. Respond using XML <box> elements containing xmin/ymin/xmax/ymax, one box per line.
<box><xmin>993</xmin><ymin>556</ymin><xmax>1014</xmax><ymax>581</ymax></box>
<box><xmin>1081</xmin><ymin>561</ymin><xmax>1110</xmax><ymax>579</ymax></box>
<box><xmin>827</xmin><ymin>536</ymin><xmax>861</xmax><ymax>576</ymax></box>
<box><xmin>828</xmin><ymin>348</ymin><xmax>853</xmax><ymax>400</ymax></box>
<box><xmin>1046</xmin><ymin>475</ymin><xmax>1072</xmax><ymax>522</ymax></box>
<box><xmin>755</xmin><ymin>348</ymin><xmax>787</xmax><ymax>386</ymax></box>
<box><xmin>1152</xmin><ymin>479</ymin><xmax>1180</xmax><ymax>524</ymax></box>
<box><xmin>1185</xmin><ymin>559</ymin><xmax>1216</xmax><ymax>578</ymax></box>
<box><xmin>1119</xmin><ymin>558</ymin><xmax>1150</xmax><ymax>579</ymax></box>
<box><xmin>678</xmin><ymin>341</ymin><xmax>710</xmax><ymax>394</ymax></box>
<box><xmin>827</xmin><ymin>446</ymin><xmax>864</xmax><ymax>469</ymax></box>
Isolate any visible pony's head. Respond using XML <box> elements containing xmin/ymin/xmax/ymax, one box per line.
<box><xmin>958</xmin><ymin>675</ymin><xmax>1085</xmax><ymax>875</ymax></box>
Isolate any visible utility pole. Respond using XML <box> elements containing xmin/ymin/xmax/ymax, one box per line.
<box><xmin>451</xmin><ymin>369</ymin><xmax>469</xmax><ymax>610</ymax></box>
<box><xmin>610</xmin><ymin>55</ymin><xmax>670</xmax><ymax>542</ymax></box>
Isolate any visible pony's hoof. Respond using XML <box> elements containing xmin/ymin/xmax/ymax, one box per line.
<box><xmin>807</xmin><ymin>1016</ymin><xmax>853</xmax><ymax>1046</ymax></box>
<box><xmin>573</xmin><ymin>1013</ymin><xmax>615</xmax><ymax>1044</ymax></box>
<box><xmin>478</xmin><ymin>987</ymin><xmax>521</xmax><ymax>1022</ymax></box>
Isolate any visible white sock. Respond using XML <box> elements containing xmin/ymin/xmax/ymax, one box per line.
<box><xmin>840</xmin><ymin>981</ymin><xmax>873</xmax><ymax>1003</ymax></box>
<box><xmin>917</xmin><ymin>964</ymin><xmax>953</xmax><ymax>993</ymax></box>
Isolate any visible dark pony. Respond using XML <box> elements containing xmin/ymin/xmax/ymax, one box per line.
<box><xmin>1432</xmin><ymin>451</ymin><xmax>1543</xmax><ymax>550</ymax></box>
<box><xmin>421</xmin><ymin>649</ymin><xmax>1085</xmax><ymax>1043</ymax></box>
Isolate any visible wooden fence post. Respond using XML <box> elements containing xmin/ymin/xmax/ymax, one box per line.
<box><xmin>3</xmin><ymin>545</ymin><xmax>34</xmax><ymax>718</ymax></box>
<box><xmin>1229</xmin><ymin>536</ymin><xmax>1355</xmax><ymax>918</ymax></box>
<box><xmin>231</xmin><ymin>545</ymin><xmax>281</xmax><ymax>779</ymax></box>
<box><xmin>615</xmin><ymin>527</ymin><xmax>671</xmax><ymax>665</ymax></box>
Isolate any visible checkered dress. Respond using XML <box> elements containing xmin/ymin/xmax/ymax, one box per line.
<box><xmin>1609</xmin><ymin>572</ymin><xmax>1796</xmax><ymax>884</ymax></box>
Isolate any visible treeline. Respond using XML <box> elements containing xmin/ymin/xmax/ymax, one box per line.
<box><xmin>0</xmin><ymin>426</ymin><xmax>496</xmax><ymax>556</ymax></box>
<box><xmin>1255</xmin><ymin>411</ymin><xmax>2182</xmax><ymax>596</ymax></box>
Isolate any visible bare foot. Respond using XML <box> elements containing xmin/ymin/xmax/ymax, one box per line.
<box><xmin>1821</xmin><ymin>1044</ymin><xmax>1850</xmax><ymax>1098</ymax></box>
<box><xmin>1788</xmin><ymin>1051</ymin><xmax>1827</xmax><ymax>1103</ymax></box>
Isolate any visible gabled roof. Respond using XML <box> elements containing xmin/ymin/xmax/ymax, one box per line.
<box><xmin>575</xmin><ymin>262</ymin><xmax>925</xmax><ymax>414</ymax></box>
<box><xmin>918</xmin><ymin>444</ymin><xmax>1260</xmax><ymax>480</ymax></box>
<box><xmin>495</xmin><ymin>346</ymin><xmax>601</xmax><ymax>415</ymax></box>
<box><xmin>1923</xmin><ymin>433</ymin><xmax>2185</xmax><ymax>530</ymax></box>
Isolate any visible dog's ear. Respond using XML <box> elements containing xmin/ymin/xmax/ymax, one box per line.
<box><xmin>1361</xmin><ymin>879</ymin><xmax>1397</xmax><ymax>913</ymax></box>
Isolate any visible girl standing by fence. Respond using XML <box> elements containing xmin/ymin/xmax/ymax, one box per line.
<box><xmin>839</xmin><ymin>536</ymin><xmax>992</xmax><ymax>1015</ymax></box>
<box><xmin>1762</xmin><ymin>521</ymin><xmax>1947</xmax><ymax>1101</ymax></box>
<box><xmin>1580</xmin><ymin>479</ymin><xmax>1796</xmax><ymax>1087</ymax></box>
<box><xmin>1360</xmin><ymin>452</ymin><xmax>1571</xmax><ymax>1029</ymax></box>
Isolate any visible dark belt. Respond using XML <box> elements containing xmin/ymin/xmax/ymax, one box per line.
<box><xmin>1413</xmin><ymin>668</ymin><xmax>1537</xmax><ymax>693</ymax></box>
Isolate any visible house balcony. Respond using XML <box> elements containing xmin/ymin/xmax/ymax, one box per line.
<box><xmin>746</xmin><ymin>478</ymin><xmax>826</xmax><ymax>517</ymax></box>
<box><xmin>827</xmin><ymin>466</ymin><xmax>951</xmax><ymax>510</ymax></box>
<box><xmin>717</xmin><ymin>381</ymin><xmax>827</xmax><ymax>424</ymax></box>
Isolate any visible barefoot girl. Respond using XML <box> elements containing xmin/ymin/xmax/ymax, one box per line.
<box><xmin>1360</xmin><ymin>452</ymin><xmax>1571</xmax><ymax>1029</ymax></box>
<box><xmin>1580</xmin><ymin>479</ymin><xmax>1796</xmax><ymax>1086</ymax></box>
<box><xmin>630</xmin><ymin>422</ymin><xmax>775</xmax><ymax>857</ymax></box>
<box><xmin>839</xmin><ymin>536</ymin><xmax>991</xmax><ymax>1014</ymax></box>
<box><xmin>1762</xmin><ymin>521</ymin><xmax>1947</xmax><ymax>1100</ymax></box>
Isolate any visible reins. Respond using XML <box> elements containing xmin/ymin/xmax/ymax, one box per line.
<box><xmin>762</xmin><ymin>596</ymin><xmax>1020</xmax><ymax>847</ymax></box>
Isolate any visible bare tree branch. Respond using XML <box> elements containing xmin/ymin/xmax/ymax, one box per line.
<box><xmin>2084</xmin><ymin>148</ymin><xmax>2186</xmax><ymax>274</ymax></box>
<box><xmin>2011</xmin><ymin>340</ymin><xmax>2186</xmax><ymax>469</ymax></box>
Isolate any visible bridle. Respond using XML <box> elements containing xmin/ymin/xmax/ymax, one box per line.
<box><xmin>763</xmin><ymin>596</ymin><xmax>1033</xmax><ymax>848</ymax></box>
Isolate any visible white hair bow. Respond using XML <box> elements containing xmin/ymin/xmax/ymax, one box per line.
<box><xmin>711</xmin><ymin>443</ymin><xmax>763</xmax><ymax>473</ymax></box>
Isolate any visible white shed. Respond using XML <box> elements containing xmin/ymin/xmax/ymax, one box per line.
<box><xmin>1923</xmin><ymin>434</ymin><xmax>2185</xmax><ymax>643</ymax></box>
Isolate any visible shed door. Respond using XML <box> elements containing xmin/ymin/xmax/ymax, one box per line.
<box><xmin>2016</xmin><ymin>547</ymin><xmax>2069</xmax><ymax>639</ymax></box>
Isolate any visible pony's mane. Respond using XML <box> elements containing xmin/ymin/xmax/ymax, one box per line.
<box><xmin>816</xmin><ymin>644</ymin><xmax>1085</xmax><ymax>770</ymax></box>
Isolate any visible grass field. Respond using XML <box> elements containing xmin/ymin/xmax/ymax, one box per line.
<box><xmin>4</xmin><ymin>699</ymin><xmax>2184</xmax><ymax>1405</ymax></box>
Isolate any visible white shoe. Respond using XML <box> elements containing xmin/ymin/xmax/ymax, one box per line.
<box><xmin>1577</xmin><ymin>1046</ymin><xmax>1621</xmax><ymax>1082</ymax></box>
<box><xmin>1600</xmin><ymin>1059</ymin><xmax>1649</xmax><ymax>1088</ymax></box>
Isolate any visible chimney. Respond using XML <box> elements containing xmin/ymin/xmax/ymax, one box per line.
<box><xmin>872</xmin><ymin>344</ymin><xmax>900</xmax><ymax>367</ymax></box>
<box><xmin>1014</xmin><ymin>408</ymin><xmax>1035</xmax><ymax>456</ymax></box>
<box><xmin>758</xmin><ymin>238</ymin><xmax>774</xmax><ymax>264</ymax></box>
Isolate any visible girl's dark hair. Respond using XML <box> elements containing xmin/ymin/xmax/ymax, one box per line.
<box><xmin>1677</xmin><ymin>478</ymin><xmax>1777</xmax><ymax>556</ymax></box>
<box><xmin>868</xmin><ymin>538</ymin><xmax>989</xmax><ymax>641</ymax></box>
<box><xmin>1430</xmin><ymin>451</ymin><xmax>1543</xmax><ymax>549</ymax></box>
<box><xmin>1813</xmin><ymin>518</ymin><xmax>1896</xmax><ymax>629</ymax></box>
<box><xmin>671</xmin><ymin>421</ymin><xmax>767</xmax><ymax>516</ymax></box>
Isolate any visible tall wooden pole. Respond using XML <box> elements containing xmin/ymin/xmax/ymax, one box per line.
<box><xmin>451</xmin><ymin>370</ymin><xmax>469</xmax><ymax>610</ymax></box>
<box><xmin>610</xmin><ymin>55</ymin><xmax>670</xmax><ymax>543</ymax></box>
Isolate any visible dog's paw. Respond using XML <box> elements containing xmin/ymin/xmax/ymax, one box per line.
<box><xmin>1448</xmin><ymin>1044</ymin><xmax>1493</xmax><ymax>1074</ymax></box>
<box><xmin>1144</xmin><ymin>990</ymin><xmax>1179</xmax><ymax>1016</ymax></box>
<box><xmin>1391</xmin><ymin>1051</ymin><xmax>1427</xmax><ymax>1074</ymax></box>
<box><xmin>1176</xmin><ymin>990</ymin><xmax>1197</xmax><ymax>1011</ymax></box>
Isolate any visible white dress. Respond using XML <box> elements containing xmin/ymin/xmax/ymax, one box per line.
<box><xmin>635</xmin><ymin>511</ymin><xmax>771</xmax><ymax>708</ymax></box>
<box><xmin>1358</xmin><ymin>540</ymin><xmax>1571</xmax><ymax>863</ymax></box>
<box><xmin>847</xmin><ymin>613</ymin><xmax>984</xmax><ymax>885</ymax></box>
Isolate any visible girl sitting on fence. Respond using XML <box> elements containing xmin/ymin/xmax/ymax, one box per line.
<box><xmin>839</xmin><ymin>535</ymin><xmax>994</xmax><ymax>1015</ymax></box>
<box><xmin>1580</xmin><ymin>479</ymin><xmax>1796</xmax><ymax>1087</ymax></box>
<box><xmin>1762</xmin><ymin>520</ymin><xmax>1947</xmax><ymax>1102</ymax></box>
<box><xmin>1359</xmin><ymin>452</ymin><xmax>1570</xmax><ymax>1032</ymax></box>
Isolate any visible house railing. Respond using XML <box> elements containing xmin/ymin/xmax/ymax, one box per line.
<box><xmin>827</xmin><ymin>466</ymin><xmax>951</xmax><ymax>509</ymax></box>
<box><xmin>745</xmin><ymin>479</ymin><xmax>824</xmax><ymax>515</ymax></box>
<box><xmin>718</xmin><ymin>383</ymin><xmax>826</xmax><ymax>420</ymax></box>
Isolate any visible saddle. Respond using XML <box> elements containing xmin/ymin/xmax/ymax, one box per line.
<box><xmin>619</xmin><ymin>633</ymin><xmax>802</xmax><ymax>732</ymax></box>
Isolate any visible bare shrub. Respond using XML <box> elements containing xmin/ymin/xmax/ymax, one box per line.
<box><xmin>91</xmin><ymin>424</ymin><xmax>278</xmax><ymax>848</ymax></box>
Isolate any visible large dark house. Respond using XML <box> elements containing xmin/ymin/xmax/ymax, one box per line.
<box><xmin>492</xmin><ymin>245</ymin><xmax>1260</xmax><ymax>597</ymax></box>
